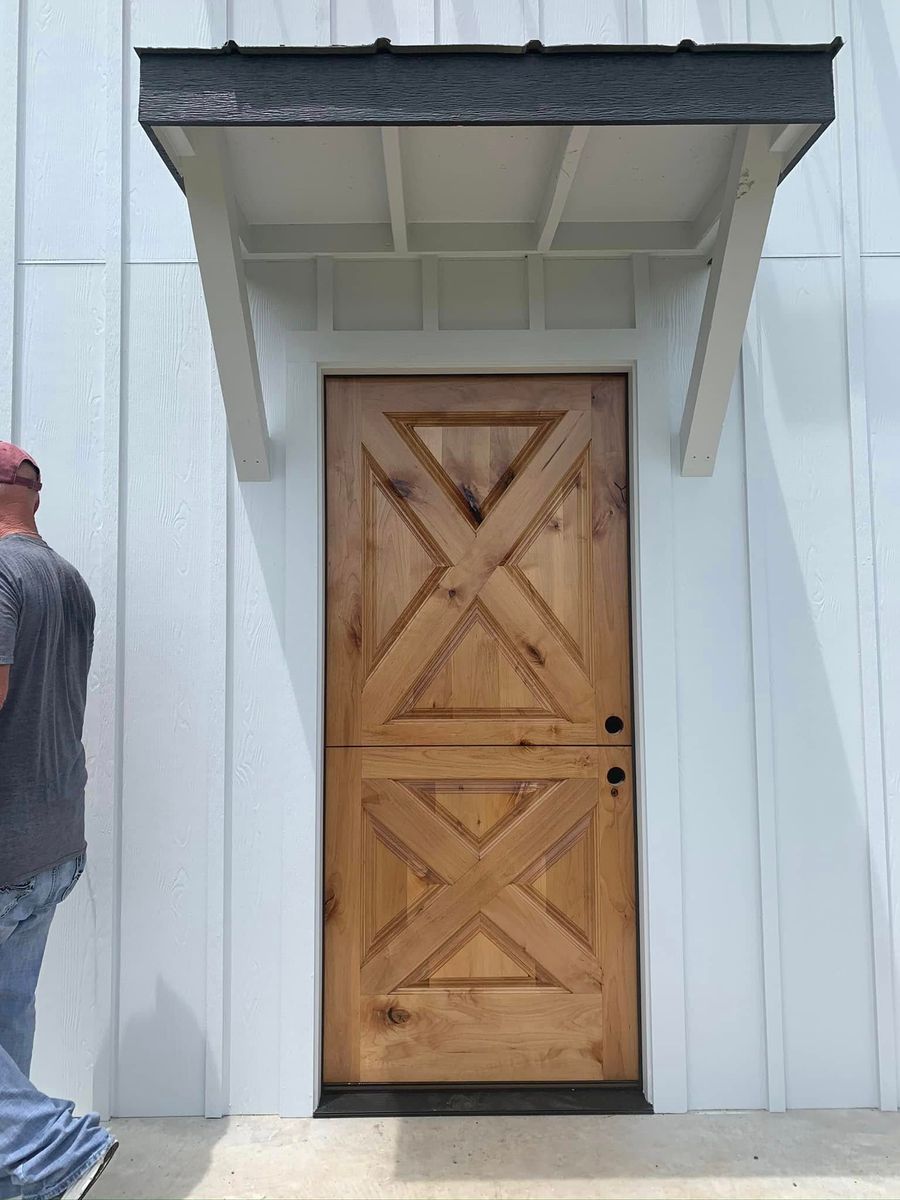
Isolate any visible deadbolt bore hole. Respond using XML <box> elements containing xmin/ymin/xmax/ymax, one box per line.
<box><xmin>604</xmin><ymin>715</ymin><xmax>624</xmax><ymax>735</ymax></box>
<box><xmin>607</xmin><ymin>767</ymin><xmax>626</xmax><ymax>786</ymax></box>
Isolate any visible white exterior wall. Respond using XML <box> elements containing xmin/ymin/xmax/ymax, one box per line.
<box><xmin>1</xmin><ymin>0</ymin><xmax>897</xmax><ymax>1117</ymax></box>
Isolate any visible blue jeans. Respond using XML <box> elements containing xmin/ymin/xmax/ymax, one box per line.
<box><xmin>0</xmin><ymin>855</ymin><xmax>112</xmax><ymax>1200</ymax></box>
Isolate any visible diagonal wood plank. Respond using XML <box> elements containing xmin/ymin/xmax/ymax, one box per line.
<box><xmin>484</xmin><ymin>887</ymin><xmax>604</xmax><ymax>994</ymax></box>
<box><xmin>363</xmin><ymin>779</ymin><xmax>478</xmax><ymax>883</ymax></box>
<box><xmin>363</xmin><ymin>406</ymin><xmax>474</xmax><ymax>565</ymax></box>
<box><xmin>360</xmin><ymin>778</ymin><xmax>597</xmax><ymax>992</ymax></box>
<box><xmin>481</xmin><ymin>569</ymin><xmax>595</xmax><ymax>723</ymax></box>
<box><xmin>363</xmin><ymin>411</ymin><xmax>591</xmax><ymax>726</ymax></box>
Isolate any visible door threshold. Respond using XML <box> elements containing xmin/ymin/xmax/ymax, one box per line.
<box><xmin>316</xmin><ymin>1083</ymin><xmax>652</xmax><ymax>1118</ymax></box>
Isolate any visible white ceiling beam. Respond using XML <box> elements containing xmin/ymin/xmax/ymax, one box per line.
<box><xmin>381</xmin><ymin>127</ymin><xmax>408</xmax><ymax>253</ymax></box>
<box><xmin>688</xmin><ymin>123</ymin><xmax>821</xmax><ymax>255</ymax></box>
<box><xmin>180</xmin><ymin>127</ymin><xmax>270</xmax><ymax>482</ymax></box>
<box><xmin>240</xmin><ymin>220</ymin><xmax>698</xmax><ymax>259</ymax></box>
<box><xmin>243</xmin><ymin>223</ymin><xmax>395</xmax><ymax>256</ymax></box>
<box><xmin>153</xmin><ymin>124</ymin><xmax>195</xmax><ymax>161</ymax></box>
<box><xmin>535</xmin><ymin>126</ymin><xmax>590</xmax><ymax>252</ymax></box>
<box><xmin>680</xmin><ymin>125</ymin><xmax>782</xmax><ymax>477</ymax></box>
<box><xmin>550</xmin><ymin>220</ymin><xmax>697</xmax><ymax>254</ymax></box>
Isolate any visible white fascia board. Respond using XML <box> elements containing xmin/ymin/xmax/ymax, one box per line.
<box><xmin>680</xmin><ymin>125</ymin><xmax>782</xmax><ymax>476</ymax></box>
<box><xmin>181</xmin><ymin>127</ymin><xmax>271</xmax><ymax>482</ymax></box>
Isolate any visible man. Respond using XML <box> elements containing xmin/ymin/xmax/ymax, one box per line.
<box><xmin>0</xmin><ymin>443</ymin><xmax>117</xmax><ymax>1200</ymax></box>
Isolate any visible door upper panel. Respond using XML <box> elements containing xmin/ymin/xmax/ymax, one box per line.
<box><xmin>326</xmin><ymin>375</ymin><xmax>631</xmax><ymax>747</ymax></box>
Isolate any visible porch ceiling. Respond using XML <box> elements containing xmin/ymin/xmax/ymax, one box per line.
<box><xmin>137</xmin><ymin>39</ymin><xmax>840</xmax><ymax>482</ymax></box>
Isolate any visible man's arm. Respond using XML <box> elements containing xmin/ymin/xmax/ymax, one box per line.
<box><xmin>0</xmin><ymin>570</ymin><xmax>19</xmax><ymax>709</ymax></box>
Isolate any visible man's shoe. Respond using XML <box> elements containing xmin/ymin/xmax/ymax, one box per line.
<box><xmin>60</xmin><ymin>1139</ymin><xmax>119</xmax><ymax>1200</ymax></box>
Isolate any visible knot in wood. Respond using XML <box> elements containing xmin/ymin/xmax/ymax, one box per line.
<box><xmin>524</xmin><ymin>642</ymin><xmax>545</xmax><ymax>666</ymax></box>
<box><xmin>386</xmin><ymin>1006</ymin><xmax>411</xmax><ymax>1026</ymax></box>
<box><xmin>390</xmin><ymin>478</ymin><xmax>413</xmax><ymax>500</ymax></box>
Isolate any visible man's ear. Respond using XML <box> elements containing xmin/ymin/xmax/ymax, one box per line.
<box><xmin>33</xmin><ymin>493</ymin><xmax>40</xmax><ymax>514</ymax></box>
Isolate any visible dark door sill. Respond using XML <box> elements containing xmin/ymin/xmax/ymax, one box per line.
<box><xmin>316</xmin><ymin>1083</ymin><xmax>652</xmax><ymax>1118</ymax></box>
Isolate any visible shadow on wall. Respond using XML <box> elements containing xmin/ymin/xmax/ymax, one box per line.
<box><xmin>387</xmin><ymin>280</ymin><xmax>888</xmax><ymax>1183</ymax></box>
<box><xmin>108</xmin><ymin>978</ymin><xmax>227</xmax><ymax>1177</ymax></box>
<box><xmin>744</xmin><ymin>263</ymin><xmax>884</xmax><ymax>1109</ymax></box>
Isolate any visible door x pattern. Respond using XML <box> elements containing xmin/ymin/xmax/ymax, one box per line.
<box><xmin>361</xmin><ymin>773</ymin><xmax>606</xmax><ymax>995</ymax></box>
<box><xmin>359</xmin><ymin>403</ymin><xmax>597</xmax><ymax>738</ymax></box>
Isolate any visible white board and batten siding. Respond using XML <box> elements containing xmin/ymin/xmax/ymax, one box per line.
<box><xmin>1</xmin><ymin>0</ymin><xmax>897</xmax><ymax>1117</ymax></box>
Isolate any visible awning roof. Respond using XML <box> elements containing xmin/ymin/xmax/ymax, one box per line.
<box><xmin>138</xmin><ymin>39</ymin><xmax>841</xmax><ymax>482</ymax></box>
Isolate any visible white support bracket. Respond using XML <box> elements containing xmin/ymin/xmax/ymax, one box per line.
<box><xmin>680</xmin><ymin>125</ymin><xmax>782</xmax><ymax>476</ymax></box>
<box><xmin>180</xmin><ymin>127</ymin><xmax>271</xmax><ymax>482</ymax></box>
<box><xmin>535</xmin><ymin>125</ymin><xmax>590</xmax><ymax>252</ymax></box>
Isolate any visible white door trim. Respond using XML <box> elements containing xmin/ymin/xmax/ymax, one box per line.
<box><xmin>278</xmin><ymin>313</ymin><xmax>687</xmax><ymax>1114</ymax></box>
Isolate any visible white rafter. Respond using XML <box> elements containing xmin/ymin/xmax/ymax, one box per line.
<box><xmin>680</xmin><ymin>125</ymin><xmax>782</xmax><ymax>476</ymax></box>
<box><xmin>180</xmin><ymin>127</ymin><xmax>270</xmax><ymax>482</ymax></box>
<box><xmin>535</xmin><ymin>125</ymin><xmax>590</xmax><ymax>252</ymax></box>
<box><xmin>380</xmin><ymin>126</ymin><xmax>408</xmax><ymax>253</ymax></box>
<box><xmin>769</xmin><ymin>122</ymin><xmax>818</xmax><ymax>157</ymax></box>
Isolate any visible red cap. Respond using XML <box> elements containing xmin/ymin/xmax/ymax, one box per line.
<box><xmin>0</xmin><ymin>442</ymin><xmax>42</xmax><ymax>492</ymax></box>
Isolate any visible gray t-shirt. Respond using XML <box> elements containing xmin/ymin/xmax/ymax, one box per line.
<box><xmin>0</xmin><ymin>534</ymin><xmax>95</xmax><ymax>886</ymax></box>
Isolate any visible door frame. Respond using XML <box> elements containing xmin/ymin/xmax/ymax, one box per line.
<box><xmin>282</xmin><ymin>265</ymin><xmax>688</xmax><ymax>1115</ymax></box>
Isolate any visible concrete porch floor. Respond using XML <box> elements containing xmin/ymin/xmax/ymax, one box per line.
<box><xmin>90</xmin><ymin>1111</ymin><xmax>900</xmax><ymax>1199</ymax></box>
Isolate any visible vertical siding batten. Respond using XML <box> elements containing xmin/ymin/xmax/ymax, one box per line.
<box><xmin>741</xmin><ymin>297</ymin><xmax>787</xmax><ymax>1112</ymax></box>
<box><xmin>205</xmin><ymin>356</ymin><xmax>228</xmax><ymax>1118</ymax></box>
<box><xmin>832</xmin><ymin>0</ymin><xmax>898</xmax><ymax>1111</ymax></box>
<box><xmin>0</xmin><ymin>0</ymin><xmax>21</xmax><ymax>441</ymax></box>
<box><xmin>280</xmin><ymin>358</ymin><xmax>325</xmax><ymax>1115</ymax></box>
<box><xmin>736</xmin><ymin>0</ymin><xmax>783</xmax><ymax>1111</ymax></box>
<box><xmin>632</xmin><ymin>254</ymin><xmax>688</xmax><ymax>1112</ymax></box>
<box><xmin>89</xmin><ymin>0</ymin><xmax>127</xmax><ymax>1122</ymax></box>
<box><xmin>205</xmin><ymin>0</ymin><xmax>229</xmax><ymax>1126</ymax></box>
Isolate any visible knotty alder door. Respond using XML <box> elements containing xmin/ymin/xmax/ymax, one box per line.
<box><xmin>324</xmin><ymin>375</ymin><xmax>638</xmax><ymax>1086</ymax></box>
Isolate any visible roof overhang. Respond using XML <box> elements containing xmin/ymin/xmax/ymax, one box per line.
<box><xmin>138</xmin><ymin>39</ymin><xmax>841</xmax><ymax>482</ymax></box>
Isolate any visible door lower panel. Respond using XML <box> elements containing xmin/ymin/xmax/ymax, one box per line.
<box><xmin>323</xmin><ymin>746</ymin><xmax>638</xmax><ymax>1085</ymax></box>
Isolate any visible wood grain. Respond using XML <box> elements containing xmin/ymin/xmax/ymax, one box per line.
<box><xmin>590</xmin><ymin>376</ymin><xmax>632</xmax><ymax>743</ymax></box>
<box><xmin>359</xmin><ymin>993</ymin><xmax>609</xmax><ymax>1083</ymax></box>
<box><xmin>323</xmin><ymin>749</ymin><xmax>362</xmax><ymax>1084</ymax></box>
<box><xmin>324</xmin><ymin>375</ymin><xmax>636</xmax><ymax>1084</ymax></box>
<box><xmin>327</xmin><ymin>375</ymin><xmax>627</xmax><ymax>746</ymax></box>
<box><xmin>324</xmin><ymin>742</ymin><xmax>637</xmax><ymax>1083</ymax></box>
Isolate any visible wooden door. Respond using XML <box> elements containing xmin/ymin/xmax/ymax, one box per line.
<box><xmin>324</xmin><ymin>375</ymin><xmax>637</xmax><ymax>1085</ymax></box>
